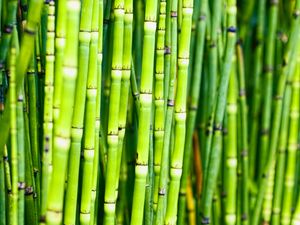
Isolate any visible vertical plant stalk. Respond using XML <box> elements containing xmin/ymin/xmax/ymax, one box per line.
<box><xmin>280</xmin><ymin>49</ymin><xmax>300</xmax><ymax>225</ymax></box>
<box><xmin>27</xmin><ymin>56</ymin><xmax>40</xmax><ymax>213</ymax></box>
<box><xmin>130</xmin><ymin>0</ymin><xmax>158</xmax><ymax>224</ymax></box>
<box><xmin>236</xmin><ymin>43</ymin><xmax>249</xmax><ymax>225</ymax></box>
<box><xmin>9</xmin><ymin>47</ymin><xmax>18</xmax><ymax>225</ymax></box>
<box><xmin>40</xmin><ymin>1</ymin><xmax>55</xmax><ymax>222</ymax></box>
<box><xmin>270</xmin><ymin>43</ymin><xmax>294</xmax><ymax>225</ymax></box>
<box><xmin>201</xmin><ymin>0</ymin><xmax>237</xmax><ymax>223</ymax></box>
<box><xmin>115</xmin><ymin>0</ymin><xmax>134</xmax><ymax>200</ymax></box>
<box><xmin>0</xmin><ymin>0</ymin><xmax>18</xmax><ymax>65</ymax></box>
<box><xmin>153</xmin><ymin>0</ymin><xmax>166</xmax><ymax>214</ymax></box>
<box><xmin>164</xmin><ymin>0</ymin><xmax>193</xmax><ymax>224</ymax></box>
<box><xmin>63</xmin><ymin>0</ymin><xmax>94</xmax><ymax>223</ymax></box>
<box><xmin>224</xmin><ymin>57</ymin><xmax>237</xmax><ymax>225</ymax></box>
<box><xmin>258</xmin><ymin>0</ymin><xmax>278</xmax><ymax>179</ymax></box>
<box><xmin>90</xmin><ymin>0</ymin><xmax>104</xmax><ymax>224</ymax></box>
<box><xmin>249</xmin><ymin>0</ymin><xmax>266</xmax><ymax>180</ymax></box>
<box><xmin>251</xmin><ymin>1</ymin><xmax>300</xmax><ymax>224</ymax></box>
<box><xmin>103</xmin><ymin>0</ymin><xmax>125</xmax><ymax>224</ymax></box>
<box><xmin>177</xmin><ymin>0</ymin><xmax>207</xmax><ymax>223</ymax></box>
<box><xmin>80</xmin><ymin>0</ymin><xmax>99</xmax><ymax>223</ymax></box>
<box><xmin>52</xmin><ymin>0</ymin><xmax>67</xmax><ymax>122</ymax></box>
<box><xmin>46</xmin><ymin>0</ymin><xmax>81</xmax><ymax>223</ymax></box>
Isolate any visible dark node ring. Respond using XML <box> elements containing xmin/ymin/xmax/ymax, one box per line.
<box><xmin>44</xmin><ymin>146</ymin><xmax>49</xmax><ymax>153</ymax></box>
<box><xmin>199</xmin><ymin>14</ymin><xmax>206</xmax><ymax>21</ymax></box>
<box><xmin>104</xmin><ymin>19</ymin><xmax>110</xmax><ymax>25</ymax></box>
<box><xmin>227</xmin><ymin>26</ymin><xmax>237</xmax><ymax>33</ymax></box>
<box><xmin>7</xmin><ymin>189</ymin><xmax>12</xmax><ymax>194</ymax></box>
<box><xmin>241</xmin><ymin>149</ymin><xmax>248</xmax><ymax>157</ymax></box>
<box><xmin>45</xmin><ymin>0</ymin><xmax>51</xmax><ymax>4</ymax></box>
<box><xmin>3</xmin><ymin>155</ymin><xmax>8</xmax><ymax>161</ymax></box>
<box><xmin>213</xmin><ymin>124</ymin><xmax>223</xmax><ymax>132</ymax></box>
<box><xmin>40</xmin><ymin>216</ymin><xmax>46</xmax><ymax>223</ymax></box>
<box><xmin>164</xmin><ymin>46</ymin><xmax>171</xmax><ymax>54</ymax></box>
<box><xmin>209</xmin><ymin>42</ymin><xmax>216</xmax><ymax>48</ymax></box>
<box><xmin>263</xmin><ymin>65</ymin><xmax>273</xmax><ymax>73</ymax></box>
<box><xmin>242</xmin><ymin>213</ymin><xmax>248</xmax><ymax>221</ymax></box>
<box><xmin>239</xmin><ymin>89</ymin><xmax>246</xmax><ymax>97</ymax></box>
<box><xmin>201</xmin><ymin>217</ymin><xmax>210</xmax><ymax>224</ymax></box>
<box><xmin>4</xmin><ymin>24</ymin><xmax>13</xmax><ymax>34</ymax></box>
<box><xmin>25</xmin><ymin>186</ymin><xmax>34</xmax><ymax>195</ymax></box>
<box><xmin>262</xmin><ymin>173</ymin><xmax>269</xmax><ymax>179</ymax></box>
<box><xmin>221</xmin><ymin>191</ymin><xmax>227</xmax><ymax>198</ymax></box>
<box><xmin>167</xmin><ymin>99</ymin><xmax>174</xmax><ymax>107</ymax></box>
<box><xmin>24</xmin><ymin>28</ymin><xmax>36</xmax><ymax>36</ymax></box>
<box><xmin>21</xmin><ymin>4</ymin><xmax>28</xmax><ymax>11</ymax></box>
<box><xmin>171</xmin><ymin>11</ymin><xmax>177</xmax><ymax>17</ymax></box>
<box><xmin>270</xmin><ymin>0</ymin><xmax>279</xmax><ymax>5</ymax></box>
<box><xmin>159</xmin><ymin>188</ymin><xmax>166</xmax><ymax>196</ymax></box>
<box><xmin>205</xmin><ymin>129</ymin><xmax>213</xmax><ymax>135</ymax></box>
<box><xmin>18</xmin><ymin>182</ymin><xmax>26</xmax><ymax>190</ymax></box>
<box><xmin>260</xmin><ymin>129</ymin><xmax>269</xmax><ymax>135</ymax></box>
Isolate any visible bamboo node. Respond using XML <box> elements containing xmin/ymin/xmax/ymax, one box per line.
<box><xmin>201</xmin><ymin>216</ymin><xmax>210</xmax><ymax>224</ymax></box>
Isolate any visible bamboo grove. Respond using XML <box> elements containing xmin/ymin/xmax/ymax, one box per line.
<box><xmin>0</xmin><ymin>0</ymin><xmax>300</xmax><ymax>224</ymax></box>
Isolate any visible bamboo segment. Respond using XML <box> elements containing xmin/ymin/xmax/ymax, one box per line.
<box><xmin>40</xmin><ymin>2</ymin><xmax>55</xmax><ymax>222</ymax></box>
<box><xmin>46</xmin><ymin>0</ymin><xmax>81</xmax><ymax>224</ymax></box>
<box><xmin>103</xmin><ymin>0</ymin><xmax>125</xmax><ymax>224</ymax></box>
<box><xmin>164</xmin><ymin>0</ymin><xmax>193</xmax><ymax>224</ymax></box>
<box><xmin>130</xmin><ymin>0</ymin><xmax>158</xmax><ymax>224</ymax></box>
<box><xmin>201</xmin><ymin>0</ymin><xmax>237</xmax><ymax>223</ymax></box>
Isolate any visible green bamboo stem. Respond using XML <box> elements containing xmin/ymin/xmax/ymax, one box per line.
<box><xmin>236</xmin><ymin>43</ymin><xmax>249</xmax><ymax>225</ymax></box>
<box><xmin>224</xmin><ymin>56</ymin><xmax>237</xmax><ymax>225</ymax></box>
<box><xmin>90</xmin><ymin>1</ymin><xmax>104</xmax><ymax>224</ymax></box>
<box><xmin>153</xmin><ymin>0</ymin><xmax>166</xmax><ymax>213</ymax></box>
<box><xmin>164</xmin><ymin>0</ymin><xmax>193</xmax><ymax>224</ymax></box>
<box><xmin>52</xmin><ymin>0</ymin><xmax>67</xmax><ymax>122</ymax></box>
<box><xmin>251</xmin><ymin>1</ymin><xmax>300</xmax><ymax>224</ymax></box>
<box><xmin>27</xmin><ymin>56</ymin><xmax>40</xmax><ymax>211</ymax></box>
<box><xmin>0</xmin><ymin>0</ymin><xmax>18</xmax><ymax>65</ymax></box>
<box><xmin>145</xmin><ymin>120</ymin><xmax>154</xmax><ymax>225</ymax></box>
<box><xmin>258</xmin><ymin>0</ymin><xmax>278</xmax><ymax>179</ymax></box>
<box><xmin>80</xmin><ymin>0</ymin><xmax>99</xmax><ymax>223</ymax></box>
<box><xmin>130</xmin><ymin>0</ymin><xmax>158</xmax><ymax>224</ymax></box>
<box><xmin>8</xmin><ymin>46</ymin><xmax>18</xmax><ymax>225</ymax></box>
<box><xmin>270</xmin><ymin>35</ymin><xmax>297</xmax><ymax>225</ymax></box>
<box><xmin>130</xmin><ymin>60</ymin><xmax>140</xmax><ymax>116</ymax></box>
<box><xmin>163</xmin><ymin>0</ymin><xmax>171</xmax><ymax>113</ymax></box>
<box><xmin>177</xmin><ymin>0</ymin><xmax>207</xmax><ymax>223</ymax></box>
<box><xmin>133</xmin><ymin>0</ymin><xmax>144</xmax><ymax>78</ymax></box>
<box><xmin>40</xmin><ymin>2</ymin><xmax>55</xmax><ymax>222</ymax></box>
<box><xmin>155</xmin><ymin>0</ymin><xmax>177</xmax><ymax>223</ymax></box>
<box><xmin>249</xmin><ymin>0</ymin><xmax>266</xmax><ymax>180</ymax></box>
<box><xmin>46</xmin><ymin>0</ymin><xmax>81</xmax><ymax>224</ymax></box>
<box><xmin>201</xmin><ymin>0</ymin><xmax>237</xmax><ymax>223</ymax></box>
<box><xmin>0</xmin><ymin>147</ymin><xmax>6</xmax><ymax>225</ymax></box>
<box><xmin>103</xmin><ymin>1</ymin><xmax>125</xmax><ymax>224</ymax></box>
<box><xmin>63</xmin><ymin>0</ymin><xmax>94</xmax><ymax>223</ymax></box>
<box><xmin>24</xmin><ymin>126</ymin><xmax>38</xmax><ymax>225</ymax></box>
<box><xmin>114</xmin><ymin>0</ymin><xmax>133</xmax><ymax>201</ymax></box>
<box><xmin>0</xmin><ymin>0</ymin><xmax>44</xmax><ymax>160</ymax></box>
<box><xmin>280</xmin><ymin>49</ymin><xmax>300</xmax><ymax>225</ymax></box>
<box><xmin>292</xmin><ymin>172</ymin><xmax>300</xmax><ymax>225</ymax></box>
<box><xmin>16</xmin><ymin>105</ymin><xmax>25</xmax><ymax>225</ymax></box>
